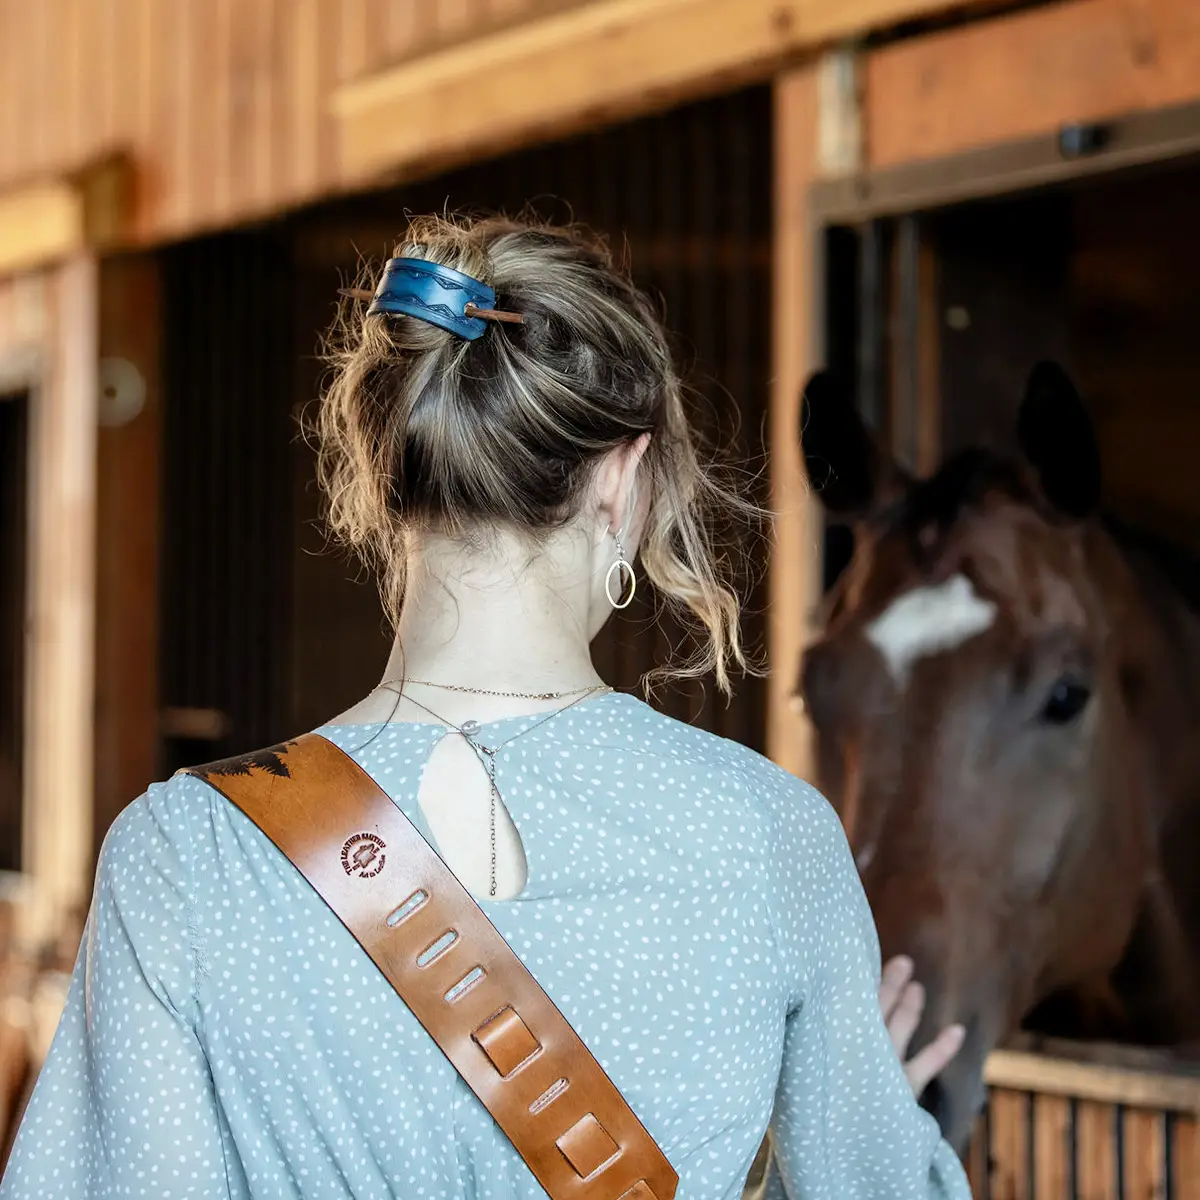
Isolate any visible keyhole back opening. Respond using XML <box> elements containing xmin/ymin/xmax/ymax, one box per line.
<box><xmin>416</xmin><ymin>729</ymin><xmax>530</xmax><ymax>902</ymax></box>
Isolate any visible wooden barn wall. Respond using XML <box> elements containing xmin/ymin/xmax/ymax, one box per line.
<box><xmin>0</xmin><ymin>0</ymin><xmax>576</xmax><ymax>244</ymax></box>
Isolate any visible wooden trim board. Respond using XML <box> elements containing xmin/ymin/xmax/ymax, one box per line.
<box><xmin>866</xmin><ymin>0</ymin><xmax>1200</xmax><ymax>169</ymax></box>
<box><xmin>333</xmin><ymin>0</ymin><xmax>1015</xmax><ymax>183</ymax></box>
<box><xmin>0</xmin><ymin>182</ymin><xmax>83</xmax><ymax>278</ymax></box>
<box><xmin>0</xmin><ymin>157</ymin><xmax>134</xmax><ymax>278</ymax></box>
<box><xmin>986</xmin><ymin>1047</ymin><xmax>1200</xmax><ymax>1114</ymax></box>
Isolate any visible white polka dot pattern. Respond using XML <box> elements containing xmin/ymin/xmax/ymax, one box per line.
<box><xmin>0</xmin><ymin>693</ymin><xmax>970</xmax><ymax>1199</ymax></box>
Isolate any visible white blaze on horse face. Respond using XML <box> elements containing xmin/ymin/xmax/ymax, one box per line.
<box><xmin>865</xmin><ymin>573</ymin><xmax>998</xmax><ymax>686</ymax></box>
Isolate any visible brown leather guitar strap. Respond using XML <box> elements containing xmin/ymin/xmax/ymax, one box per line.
<box><xmin>182</xmin><ymin>732</ymin><xmax>677</xmax><ymax>1200</ymax></box>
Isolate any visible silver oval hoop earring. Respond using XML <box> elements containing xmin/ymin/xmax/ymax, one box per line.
<box><xmin>605</xmin><ymin>530</ymin><xmax>637</xmax><ymax>610</ymax></box>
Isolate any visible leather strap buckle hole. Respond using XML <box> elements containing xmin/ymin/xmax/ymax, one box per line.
<box><xmin>416</xmin><ymin>928</ymin><xmax>458</xmax><ymax>967</ymax></box>
<box><xmin>444</xmin><ymin>966</ymin><xmax>486</xmax><ymax>1003</ymax></box>
<box><xmin>529</xmin><ymin>1077</ymin><xmax>569</xmax><ymax>1116</ymax></box>
<box><xmin>472</xmin><ymin>1006</ymin><xmax>541</xmax><ymax>1077</ymax></box>
<box><xmin>386</xmin><ymin>889</ymin><xmax>428</xmax><ymax>927</ymax></box>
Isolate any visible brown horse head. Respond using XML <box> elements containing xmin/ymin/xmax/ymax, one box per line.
<box><xmin>796</xmin><ymin>364</ymin><xmax>1200</xmax><ymax>1151</ymax></box>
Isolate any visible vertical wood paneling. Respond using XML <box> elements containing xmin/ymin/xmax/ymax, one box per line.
<box><xmin>988</xmin><ymin>1091</ymin><xmax>1031</xmax><ymax>1200</ymax></box>
<box><xmin>361</xmin><ymin>2</ymin><xmax>391</xmax><ymax>74</ymax></box>
<box><xmin>1176</xmin><ymin>1115</ymin><xmax>1199</xmax><ymax>1200</ymax></box>
<box><xmin>188</xmin><ymin>0</ymin><xmax>220</xmax><ymax>227</ymax></box>
<box><xmin>1076</xmin><ymin>1101</ymin><xmax>1119</xmax><ymax>1198</ymax></box>
<box><xmin>1033</xmin><ymin>1094</ymin><xmax>1072</xmax><ymax>1197</ymax></box>
<box><xmin>382</xmin><ymin>0</ymin><xmax>422</xmax><ymax>58</ymax></box>
<box><xmin>286</xmin><ymin>0</ymin><xmax>325</xmax><ymax>203</ymax></box>
<box><xmin>98</xmin><ymin>0</ymin><xmax>120</xmax><ymax>147</ymax></box>
<box><xmin>141</xmin><ymin>0</ymin><xmax>175</xmax><ymax>240</ymax></box>
<box><xmin>976</xmin><ymin>1091</ymin><xmax>1200</xmax><ymax>1200</ymax></box>
<box><xmin>1122</xmin><ymin>1108</ymin><xmax>1167</xmax><ymax>1200</ymax></box>
<box><xmin>0</xmin><ymin>0</ymin><xmax>16</xmax><ymax>179</ymax></box>
<box><xmin>63</xmin><ymin>0</ymin><xmax>87</xmax><ymax>165</ymax></box>
<box><xmin>314</xmin><ymin>1</ymin><xmax>341</xmax><ymax>193</ymax></box>
<box><xmin>252</xmin><ymin>0</ymin><xmax>279</xmax><ymax>212</ymax></box>
<box><xmin>112</xmin><ymin>0</ymin><xmax>138</xmax><ymax>155</ymax></box>
<box><xmin>212</xmin><ymin>0</ymin><xmax>235</xmax><ymax>220</ymax></box>
<box><xmin>0</xmin><ymin>0</ymin><xmax>615</xmax><ymax>241</ymax></box>
<box><xmin>226</xmin><ymin>0</ymin><xmax>278</xmax><ymax>219</ymax></box>
<box><xmin>12</xmin><ymin>1</ymin><xmax>36</xmax><ymax>174</ymax></box>
<box><xmin>338</xmin><ymin>0</ymin><xmax>373</xmax><ymax>83</ymax></box>
<box><xmin>28</xmin><ymin>1</ymin><xmax>51</xmax><ymax>177</ymax></box>
<box><xmin>163</xmin><ymin>0</ymin><xmax>193</xmax><ymax>234</ymax></box>
<box><xmin>435</xmin><ymin>0</ymin><xmax>478</xmax><ymax>40</ymax></box>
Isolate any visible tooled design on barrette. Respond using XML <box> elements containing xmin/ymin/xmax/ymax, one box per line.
<box><xmin>338</xmin><ymin>255</ymin><xmax>524</xmax><ymax>340</ymax></box>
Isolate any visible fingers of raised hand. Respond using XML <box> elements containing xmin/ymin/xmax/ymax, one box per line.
<box><xmin>904</xmin><ymin>1023</ymin><xmax>966</xmax><ymax>1097</ymax></box>
<box><xmin>887</xmin><ymin>979</ymin><xmax>926</xmax><ymax>1062</ymax></box>
<box><xmin>879</xmin><ymin>955</ymin><xmax>915</xmax><ymax>1024</ymax></box>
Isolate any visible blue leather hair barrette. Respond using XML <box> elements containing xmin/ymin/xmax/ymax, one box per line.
<box><xmin>340</xmin><ymin>257</ymin><xmax>523</xmax><ymax>341</ymax></box>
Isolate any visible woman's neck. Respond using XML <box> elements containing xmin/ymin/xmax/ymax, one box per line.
<box><xmin>334</xmin><ymin>528</ymin><xmax>609</xmax><ymax>727</ymax></box>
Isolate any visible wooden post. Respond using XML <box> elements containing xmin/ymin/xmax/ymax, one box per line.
<box><xmin>22</xmin><ymin>253</ymin><xmax>99</xmax><ymax>944</ymax></box>
<box><xmin>93</xmin><ymin>253</ymin><xmax>161</xmax><ymax>858</ymax></box>
<box><xmin>768</xmin><ymin>64</ymin><xmax>821</xmax><ymax>778</ymax></box>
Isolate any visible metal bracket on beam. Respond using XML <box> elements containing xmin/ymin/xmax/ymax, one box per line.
<box><xmin>817</xmin><ymin>43</ymin><xmax>863</xmax><ymax>178</ymax></box>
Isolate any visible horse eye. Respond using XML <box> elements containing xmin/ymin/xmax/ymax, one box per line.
<box><xmin>1040</xmin><ymin>677</ymin><xmax>1091</xmax><ymax>725</ymax></box>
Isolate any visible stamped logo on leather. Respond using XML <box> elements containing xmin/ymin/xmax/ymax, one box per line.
<box><xmin>341</xmin><ymin>832</ymin><xmax>387</xmax><ymax>878</ymax></box>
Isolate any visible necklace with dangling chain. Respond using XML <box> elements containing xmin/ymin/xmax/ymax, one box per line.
<box><xmin>403</xmin><ymin>679</ymin><xmax>603</xmax><ymax>702</ymax></box>
<box><xmin>375</xmin><ymin>679</ymin><xmax>612</xmax><ymax>897</ymax></box>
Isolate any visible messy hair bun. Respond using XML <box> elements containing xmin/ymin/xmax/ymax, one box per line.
<box><xmin>315</xmin><ymin>212</ymin><xmax>759</xmax><ymax>694</ymax></box>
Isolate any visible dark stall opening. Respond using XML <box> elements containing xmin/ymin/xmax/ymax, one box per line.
<box><xmin>821</xmin><ymin>160</ymin><xmax>1200</xmax><ymax>587</ymax></box>
<box><xmin>158</xmin><ymin>86</ymin><xmax>773</xmax><ymax>773</ymax></box>
<box><xmin>0</xmin><ymin>391</ymin><xmax>28</xmax><ymax>872</ymax></box>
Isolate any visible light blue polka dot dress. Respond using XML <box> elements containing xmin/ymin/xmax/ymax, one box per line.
<box><xmin>0</xmin><ymin>692</ymin><xmax>970</xmax><ymax>1198</ymax></box>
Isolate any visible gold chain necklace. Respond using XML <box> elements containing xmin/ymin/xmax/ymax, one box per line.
<box><xmin>375</xmin><ymin>682</ymin><xmax>612</xmax><ymax>897</ymax></box>
<box><xmin>397</xmin><ymin>678</ymin><xmax>604</xmax><ymax>702</ymax></box>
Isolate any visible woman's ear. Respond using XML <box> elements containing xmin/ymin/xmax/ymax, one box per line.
<box><xmin>597</xmin><ymin>433</ymin><xmax>651</xmax><ymax>537</ymax></box>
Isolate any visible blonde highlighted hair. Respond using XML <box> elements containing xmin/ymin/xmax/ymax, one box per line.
<box><xmin>315</xmin><ymin>213</ymin><xmax>760</xmax><ymax>693</ymax></box>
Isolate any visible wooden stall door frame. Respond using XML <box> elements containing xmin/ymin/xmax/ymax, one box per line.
<box><xmin>770</xmin><ymin>30</ymin><xmax>1200</xmax><ymax>1199</ymax></box>
<box><xmin>0</xmin><ymin>324</ymin><xmax>43</xmax><ymax>934</ymax></box>
<box><xmin>13</xmin><ymin>258</ymin><xmax>99</xmax><ymax>952</ymax></box>
<box><xmin>0</xmin><ymin>165</ymin><xmax>124</xmax><ymax>948</ymax></box>
<box><xmin>771</xmin><ymin>92</ymin><xmax>1200</xmax><ymax>782</ymax></box>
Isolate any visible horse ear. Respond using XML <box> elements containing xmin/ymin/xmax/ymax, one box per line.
<box><xmin>1016</xmin><ymin>362</ymin><xmax>1102</xmax><ymax>518</ymax></box>
<box><xmin>800</xmin><ymin>370</ymin><xmax>904</xmax><ymax>516</ymax></box>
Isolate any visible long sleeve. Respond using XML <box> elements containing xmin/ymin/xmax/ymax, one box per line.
<box><xmin>760</xmin><ymin>780</ymin><xmax>972</xmax><ymax>1200</ymax></box>
<box><xmin>0</xmin><ymin>785</ymin><xmax>232</xmax><ymax>1198</ymax></box>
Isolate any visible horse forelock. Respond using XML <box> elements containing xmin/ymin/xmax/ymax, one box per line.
<box><xmin>842</xmin><ymin>453</ymin><xmax>1098</xmax><ymax>650</ymax></box>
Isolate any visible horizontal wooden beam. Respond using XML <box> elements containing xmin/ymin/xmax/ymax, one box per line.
<box><xmin>333</xmin><ymin>0</ymin><xmax>1006</xmax><ymax>183</ymax></box>
<box><xmin>986</xmin><ymin>1047</ymin><xmax>1200</xmax><ymax>1114</ymax></box>
<box><xmin>0</xmin><ymin>156</ymin><xmax>134</xmax><ymax>278</ymax></box>
<box><xmin>0</xmin><ymin>181</ymin><xmax>83</xmax><ymax>278</ymax></box>
<box><xmin>866</xmin><ymin>0</ymin><xmax>1200</xmax><ymax>169</ymax></box>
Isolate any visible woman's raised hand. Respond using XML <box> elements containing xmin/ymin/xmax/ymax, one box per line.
<box><xmin>880</xmin><ymin>955</ymin><xmax>966</xmax><ymax>1097</ymax></box>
